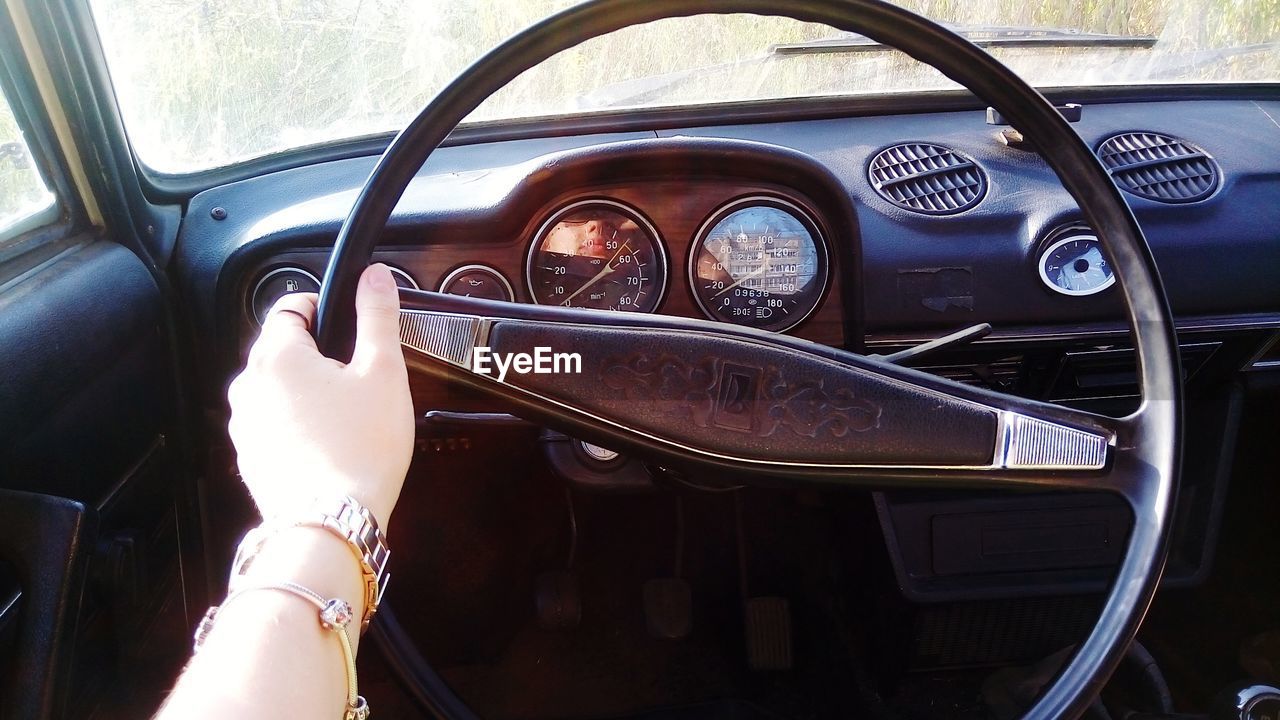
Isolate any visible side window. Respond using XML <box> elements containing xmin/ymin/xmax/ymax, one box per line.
<box><xmin>0</xmin><ymin>87</ymin><xmax>55</xmax><ymax>238</ymax></box>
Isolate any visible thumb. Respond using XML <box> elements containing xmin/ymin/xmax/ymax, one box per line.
<box><xmin>351</xmin><ymin>263</ymin><xmax>403</xmax><ymax>368</ymax></box>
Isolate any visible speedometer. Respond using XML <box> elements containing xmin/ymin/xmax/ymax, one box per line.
<box><xmin>690</xmin><ymin>197</ymin><xmax>828</xmax><ymax>333</ymax></box>
<box><xmin>526</xmin><ymin>199</ymin><xmax>667</xmax><ymax>313</ymax></box>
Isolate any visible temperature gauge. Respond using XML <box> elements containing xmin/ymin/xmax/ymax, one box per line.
<box><xmin>1038</xmin><ymin>232</ymin><xmax>1115</xmax><ymax>296</ymax></box>
<box><xmin>439</xmin><ymin>264</ymin><xmax>515</xmax><ymax>302</ymax></box>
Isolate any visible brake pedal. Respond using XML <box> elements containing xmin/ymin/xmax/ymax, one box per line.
<box><xmin>735</xmin><ymin>493</ymin><xmax>794</xmax><ymax>671</ymax></box>
<box><xmin>534</xmin><ymin>570</ymin><xmax>581</xmax><ymax>629</ymax></box>
<box><xmin>535</xmin><ymin>488</ymin><xmax>581</xmax><ymax>630</ymax></box>
<box><xmin>644</xmin><ymin>578</ymin><xmax>692</xmax><ymax>639</ymax></box>
<box><xmin>644</xmin><ymin>496</ymin><xmax>692</xmax><ymax>639</ymax></box>
<box><xmin>745</xmin><ymin>596</ymin><xmax>793</xmax><ymax>671</ymax></box>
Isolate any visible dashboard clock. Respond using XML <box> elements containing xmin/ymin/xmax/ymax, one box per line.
<box><xmin>1038</xmin><ymin>231</ymin><xmax>1116</xmax><ymax>296</ymax></box>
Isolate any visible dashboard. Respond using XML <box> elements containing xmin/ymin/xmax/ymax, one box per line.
<box><xmin>175</xmin><ymin>91</ymin><xmax>1280</xmax><ymax>602</ymax></box>
<box><xmin>179</xmin><ymin>96</ymin><xmax>1280</xmax><ymax>360</ymax></box>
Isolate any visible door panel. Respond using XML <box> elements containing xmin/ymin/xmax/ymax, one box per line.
<box><xmin>0</xmin><ymin>1</ymin><xmax>193</xmax><ymax>716</ymax></box>
<box><xmin>0</xmin><ymin>240</ymin><xmax>171</xmax><ymax>498</ymax></box>
<box><xmin>0</xmin><ymin>240</ymin><xmax>184</xmax><ymax>719</ymax></box>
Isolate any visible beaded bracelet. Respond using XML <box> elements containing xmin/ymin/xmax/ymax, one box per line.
<box><xmin>193</xmin><ymin>580</ymin><xmax>369</xmax><ymax>720</ymax></box>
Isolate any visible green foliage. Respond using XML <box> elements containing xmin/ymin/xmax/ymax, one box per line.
<box><xmin>79</xmin><ymin>0</ymin><xmax>1280</xmax><ymax>172</ymax></box>
<box><xmin>0</xmin><ymin>99</ymin><xmax>53</xmax><ymax>234</ymax></box>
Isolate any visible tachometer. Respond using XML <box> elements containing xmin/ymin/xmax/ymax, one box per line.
<box><xmin>690</xmin><ymin>197</ymin><xmax>828</xmax><ymax>333</ymax></box>
<box><xmin>526</xmin><ymin>199</ymin><xmax>667</xmax><ymax>312</ymax></box>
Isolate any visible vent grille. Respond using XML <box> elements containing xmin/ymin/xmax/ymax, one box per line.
<box><xmin>868</xmin><ymin>143</ymin><xmax>988</xmax><ymax>215</ymax></box>
<box><xmin>920</xmin><ymin>355</ymin><xmax>1024</xmax><ymax>393</ymax></box>
<box><xmin>1097</xmin><ymin>132</ymin><xmax>1219</xmax><ymax>203</ymax></box>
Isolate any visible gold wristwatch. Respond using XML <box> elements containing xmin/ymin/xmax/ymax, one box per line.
<box><xmin>231</xmin><ymin>495</ymin><xmax>391</xmax><ymax>632</ymax></box>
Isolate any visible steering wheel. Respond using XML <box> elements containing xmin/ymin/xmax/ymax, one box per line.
<box><xmin>313</xmin><ymin>1</ymin><xmax>1182</xmax><ymax>718</ymax></box>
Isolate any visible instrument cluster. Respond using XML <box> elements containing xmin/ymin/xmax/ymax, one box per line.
<box><xmin>519</xmin><ymin>194</ymin><xmax>831</xmax><ymax>333</ymax></box>
<box><xmin>248</xmin><ymin>192</ymin><xmax>835</xmax><ymax>336</ymax></box>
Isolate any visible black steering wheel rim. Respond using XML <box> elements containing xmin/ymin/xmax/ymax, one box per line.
<box><xmin>314</xmin><ymin>2</ymin><xmax>1182</xmax><ymax>718</ymax></box>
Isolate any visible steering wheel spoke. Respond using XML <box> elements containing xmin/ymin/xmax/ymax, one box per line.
<box><xmin>398</xmin><ymin>290</ymin><xmax>1125</xmax><ymax>492</ymax></box>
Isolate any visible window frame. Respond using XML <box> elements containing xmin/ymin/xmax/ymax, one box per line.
<box><xmin>0</xmin><ymin>2</ymin><xmax>83</xmax><ymax>258</ymax></box>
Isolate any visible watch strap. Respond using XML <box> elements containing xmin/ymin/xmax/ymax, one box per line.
<box><xmin>229</xmin><ymin>496</ymin><xmax>390</xmax><ymax>632</ymax></box>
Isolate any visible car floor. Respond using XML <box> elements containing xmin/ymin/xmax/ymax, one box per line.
<box><xmin>405</xmin><ymin>487</ymin><xmax>878</xmax><ymax>719</ymax></box>
<box><xmin>1139</xmin><ymin>390</ymin><xmax>1280</xmax><ymax>705</ymax></box>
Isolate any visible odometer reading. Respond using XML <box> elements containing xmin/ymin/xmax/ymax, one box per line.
<box><xmin>690</xmin><ymin>197</ymin><xmax>828</xmax><ymax>333</ymax></box>
<box><xmin>526</xmin><ymin>199</ymin><xmax>667</xmax><ymax>313</ymax></box>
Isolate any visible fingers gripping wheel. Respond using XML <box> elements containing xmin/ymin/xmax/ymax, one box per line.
<box><xmin>313</xmin><ymin>2</ymin><xmax>1182</xmax><ymax>719</ymax></box>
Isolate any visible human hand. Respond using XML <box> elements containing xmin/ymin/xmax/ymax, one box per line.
<box><xmin>227</xmin><ymin>264</ymin><xmax>413</xmax><ymax>526</ymax></box>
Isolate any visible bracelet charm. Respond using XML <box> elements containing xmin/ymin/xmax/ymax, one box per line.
<box><xmin>193</xmin><ymin>581</ymin><xmax>369</xmax><ymax>719</ymax></box>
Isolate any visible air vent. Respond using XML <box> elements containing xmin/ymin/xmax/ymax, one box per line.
<box><xmin>1096</xmin><ymin>132</ymin><xmax>1220</xmax><ymax>203</ymax></box>
<box><xmin>868</xmin><ymin>143</ymin><xmax>988</xmax><ymax>215</ymax></box>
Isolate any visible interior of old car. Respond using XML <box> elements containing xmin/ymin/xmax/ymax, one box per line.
<box><xmin>1</xmin><ymin>0</ymin><xmax>1278</xmax><ymax>718</ymax></box>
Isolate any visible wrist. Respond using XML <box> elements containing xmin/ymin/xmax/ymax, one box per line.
<box><xmin>246</xmin><ymin>480</ymin><xmax>395</xmax><ymax>531</ymax></box>
<box><xmin>241</xmin><ymin>527</ymin><xmax>369</xmax><ymax>623</ymax></box>
<box><xmin>234</xmin><ymin>494</ymin><xmax>391</xmax><ymax>632</ymax></box>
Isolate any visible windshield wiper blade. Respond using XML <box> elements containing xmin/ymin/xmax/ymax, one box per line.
<box><xmin>1144</xmin><ymin>41</ymin><xmax>1280</xmax><ymax>79</ymax></box>
<box><xmin>772</xmin><ymin>25</ymin><xmax>1157</xmax><ymax>55</ymax></box>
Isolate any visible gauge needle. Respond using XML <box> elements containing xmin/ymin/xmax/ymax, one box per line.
<box><xmin>713</xmin><ymin>260</ymin><xmax>770</xmax><ymax>298</ymax></box>
<box><xmin>560</xmin><ymin>240</ymin><xmax>631</xmax><ymax>306</ymax></box>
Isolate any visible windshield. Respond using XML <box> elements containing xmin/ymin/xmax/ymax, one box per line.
<box><xmin>88</xmin><ymin>0</ymin><xmax>1280</xmax><ymax>174</ymax></box>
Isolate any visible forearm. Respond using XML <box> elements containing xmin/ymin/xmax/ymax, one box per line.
<box><xmin>156</xmin><ymin>528</ymin><xmax>368</xmax><ymax>720</ymax></box>
<box><xmin>161</xmin><ymin>264</ymin><xmax>410</xmax><ymax>718</ymax></box>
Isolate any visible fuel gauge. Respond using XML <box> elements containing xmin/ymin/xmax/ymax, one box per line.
<box><xmin>1038</xmin><ymin>232</ymin><xmax>1116</xmax><ymax>297</ymax></box>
